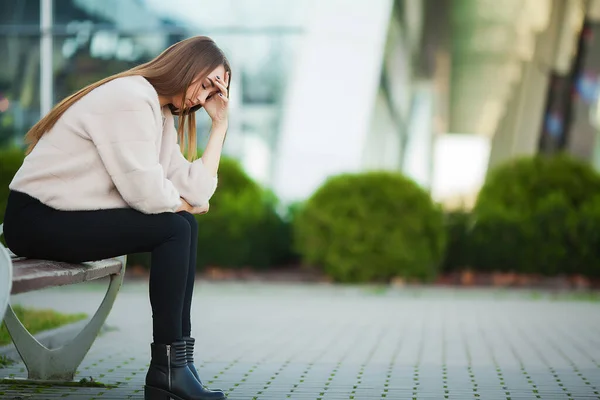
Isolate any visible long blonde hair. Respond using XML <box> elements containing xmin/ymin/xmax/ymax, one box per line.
<box><xmin>24</xmin><ymin>36</ymin><xmax>231</xmax><ymax>161</ymax></box>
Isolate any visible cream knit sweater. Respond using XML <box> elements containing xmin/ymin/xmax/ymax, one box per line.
<box><xmin>9</xmin><ymin>76</ymin><xmax>217</xmax><ymax>214</ymax></box>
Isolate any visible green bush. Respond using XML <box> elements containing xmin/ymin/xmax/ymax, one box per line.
<box><xmin>440</xmin><ymin>210</ymin><xmax>472</xmax><ymax>273</ymax></box>
<box><xmin>574</xmin><ymin>196</ymin><xmax>600</xmax><ymax>278</ymax></box>
<box><xmin>194</xmin><ymin>157</ymin><xmax>293</xmax><ymax>269</ymax></box>
<box><xmin>0</xmin><ymin>147</ymin><xmax>25</xmax><ymax>224</ymax></box>
<box><xmin>293</xmin><ymin>172</ymin><xmax>447</xmax><ymax>283</ymax></box>
<box><xmin>472</xmin><ymin>154</ymin><xmax>600</xmax><ymax>277</ymax></box>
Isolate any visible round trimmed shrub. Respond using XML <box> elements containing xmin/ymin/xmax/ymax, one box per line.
<box><xmin>472</xmin><ymin>154</ymin><xmax>600</xmax><ymax>277</ymax></box>
<box><xmin>194</xmin><ymin>157</ymin><xmax>292</xmax><ymax>269</ymax></box>
<box><xmin>440</xmin><ymin>210</ymin><xmax>472</xmax><ymax>273</ymax></box>
<box><xmin>0</xmin><ymin>147</ymin><xmax>24</xmax><ymax>224</ymax></box>
<box><xmin>294</xmin><ymin>172</ymin><xmax>446</xmax><ymax>283</ymax></box>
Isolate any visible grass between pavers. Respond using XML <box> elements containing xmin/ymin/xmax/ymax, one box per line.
<box><xmin>0</xmin><ymin>377</ymin><xmax>116</xmax><ymax>388</ymax></box>
<box><xmin>0</xmin><ymin>355</ymin><xmax>13</xmax><ymax>368</ymax></box>
<box><xmin>0</xmin><ymin>304</ymin><xmax>88</xmax><ymax>346</ymax></box>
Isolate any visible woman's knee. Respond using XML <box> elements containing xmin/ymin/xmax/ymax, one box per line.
<box><xmin>176</xmin><ymin>211</ymin><xmax>198</xmax><ymax>236</ymax></box>
<box><xmin>161</xmin><ymin>212</ymin><xmax>192</xmax><ymax>240</ymax></box>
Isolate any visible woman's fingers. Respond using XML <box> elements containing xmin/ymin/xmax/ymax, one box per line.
<box><xmin>213</xmin><ymin>77</ymin><xmax>228</xmax><ymax>97</ymax></box>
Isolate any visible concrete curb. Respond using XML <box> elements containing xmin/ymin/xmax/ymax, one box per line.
<box><xmin>0</xmin><ymin>319</ymin><xmax>113</xmax><ymax>362</ymax></box>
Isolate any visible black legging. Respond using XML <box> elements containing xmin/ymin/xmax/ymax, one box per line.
<box><xmin>3</xmin><ymin>190</ymin><xmax>198</xmax><ymax>344</ymax></box>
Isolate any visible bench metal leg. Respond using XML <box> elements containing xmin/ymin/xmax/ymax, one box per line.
<box><xmin>0</xmin><ymin>223</ymin><xmax>13</xmax><ymax>324</ymax></box>
<box><xmin>3</xmin><ymin>256</ymin><xmax>126</xmax><ymax>381</ymax></box>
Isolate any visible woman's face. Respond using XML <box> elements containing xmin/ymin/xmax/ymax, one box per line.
<box><xmin>173</xmin><ymin>64</ymin><xmax>227</xmax><ymax>110</ymax></box>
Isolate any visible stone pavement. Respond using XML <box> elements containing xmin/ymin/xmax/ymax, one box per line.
<box><xmin>0</xmin><ymin>281</ymin><xmax>599</xmax><ymax>399</ymax></box>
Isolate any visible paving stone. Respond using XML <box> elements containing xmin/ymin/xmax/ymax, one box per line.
<box><xmin>0</xmin><ymin>282</ymin><xmax>599</xmax><ymax>399</ymax></box>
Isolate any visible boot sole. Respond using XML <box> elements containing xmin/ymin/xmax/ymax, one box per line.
<box><xmin>145</xmin><ymin>385</ymin><xmax>227</xmax><ymax>400</ymax></box>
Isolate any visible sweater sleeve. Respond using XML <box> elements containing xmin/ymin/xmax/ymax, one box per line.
<box><xmin>166</xmin><ymin>141</ymin><xmax>218</xmax><ymax>207</ymax></box>
<box><xmin>83</xmin><ymin>109</ymin><xmax>182</xmax><ymax>214</ymax></box>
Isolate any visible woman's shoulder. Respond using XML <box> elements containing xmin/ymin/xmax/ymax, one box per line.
<box><xmin>77</xmin><ymin>75</ymin><xmax>159</xmax><ymax>115</ymax></box>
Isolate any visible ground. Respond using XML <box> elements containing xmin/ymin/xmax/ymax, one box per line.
<box><xmin>0</xmin><ymin>280</ymin><xmax>599</xmax><ymax>399</ymax></box>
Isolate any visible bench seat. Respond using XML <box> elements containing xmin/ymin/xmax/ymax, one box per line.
<box><xmin>11</xmin><ymin>258</ymin><xmax>123</xmax><ymax>295</ymax></box>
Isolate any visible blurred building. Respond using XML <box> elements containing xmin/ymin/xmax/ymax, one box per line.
<box><xmin>272</xmin><ymin>0</ymin><xmax>451</xmax><ymax>203</ymax></box>
<box><xmin>0</xmin><ymin>0</ymin><xmax>180</xmax><ymax>146</ymax></box>
<box><xmin>3</xmin><ymin>0</ymin><xmax>600</xmax><ymax>208</ymax></box>
<box><xmin>0</xmin><ymin>0</ymin><xmax>307</xmax><ymax>187</ymax></box>
<box><xmin>273</xmin><ymin>0</ymin><xmax>600</xmax><ymax>207</ymax></box>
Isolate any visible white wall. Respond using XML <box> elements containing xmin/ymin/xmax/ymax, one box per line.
<box><xmin>272</xmin><ymin>0</ymin><xmax>394</xmax><ymax>203</ymax></box>
<box><xmin>362</xmin><ymin>89</ymin><xmax>402</xmax><ymax>171</ymax></box>
<box><xmin>403</xmin><ymin>82</ymin><xmax>435</xmax><ymax>189</ymax></box>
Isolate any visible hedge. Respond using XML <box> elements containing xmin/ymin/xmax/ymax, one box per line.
<box><xmin>470</xmin><ymin>154</ymin><xmax>600</xmax><ymax>278</ymax></box>
<box><xmin>293</xmin><ymin>171</ymin><xmax>447</xmax><ymax>283</ymax></box>
<box><xmin>193</xmin><ymin>157</ymin><xmax>293</xmax><ymax>269</ymax></box>
<box><xmin>0</xmin><ymin>147</ymin><xmax>24</xmax><ymax>225</ymax></box>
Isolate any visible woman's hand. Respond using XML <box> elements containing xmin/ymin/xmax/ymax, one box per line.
<box><xmin>176</xmin><ymin>198</ymin><xmax>193</xmax><ymax>213</ymax></box>
<box><xmin>191</xmin><ymin>202</ymin><xmax>209</xmax><ymax>215</ymax></box>
<box><xmin>176</xmin><ymin>198</ymin><xmax>209</xmax><ymax>215</ymax></box>
<box><xmin>204</xmin><ymin>72</ymin><xmax>229</xmax><ymax>127</ymax></box>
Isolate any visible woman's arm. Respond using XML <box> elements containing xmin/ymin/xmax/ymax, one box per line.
<box><xmin>165</xmin><ymin>127</ymin><xmax>220</xmax><ymax>208</ymax></box>
<box><xmin>201</xmin><ymin>122</ymin><xmax>227</xmax><ymax>176</ymax></box>
<box><xmin>201</xmin><ymin>73</ymin><xmax>229</xmax><ymax>177</ymax></box>
<box><xmin>166</xmin><ymin>73</ymin><xmax>229</xmax><ymax>208</ymax></box>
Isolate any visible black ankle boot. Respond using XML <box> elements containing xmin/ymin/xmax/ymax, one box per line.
<box><xmin>145</xmin><ymin>341</ymin><xmax>226</xmax><ymax>400</ymax></box>
<box><xmin>183</xmin><ymin>337</ymin><xmax>224</xmax><ymax>393</ymax></box>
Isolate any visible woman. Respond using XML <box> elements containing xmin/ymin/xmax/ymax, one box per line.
<box><xmin>3</xmin><ymin>36</ymin><xmax>230</xmax><ymax>400</ymax></box>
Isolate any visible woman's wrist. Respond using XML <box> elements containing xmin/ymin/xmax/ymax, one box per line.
<box><xmin>202</xmin><ymin>121</ymin><xmax>227</xmax><ymax>177</ymax></box>
<box><xmin>211</xmin><ymin>120</ymin><xmax>228</xmax><ymax>133</ymax></box>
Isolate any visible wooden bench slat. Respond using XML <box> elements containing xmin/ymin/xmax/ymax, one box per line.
<box><xmin>10</xmin><ymin>258</ymin><xmax>123</xmax><ymax>295</ymax></box>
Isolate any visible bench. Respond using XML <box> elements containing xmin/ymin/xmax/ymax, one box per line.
<box><xmin>0</xmin><ymin>223</ymin><xmax>126</xmax><ymax>381</ymax></box>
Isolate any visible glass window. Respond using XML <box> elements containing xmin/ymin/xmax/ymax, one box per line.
<box><xmin>2</xmin><ymin>0</ymin><xmax>308</xmax><ymax>184</ymax></box>
<box><xmin>0</xmin><ymin>0</ymin><xmax>40</xmax><ymax>27</ymax></box>
<box><xmin>0</xmin><ymin>35</ymin><xmax>41</xmax><ymax>146</ymax></box>
<box><xmin>0</xmin><ymin>1</ymin><xmax>41</xmax><ymax>146</ymax></box>
<box><xmin>53</xmin><ymin>33</ymin><xmax>168</xmax><ymax>102</ymax></box>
